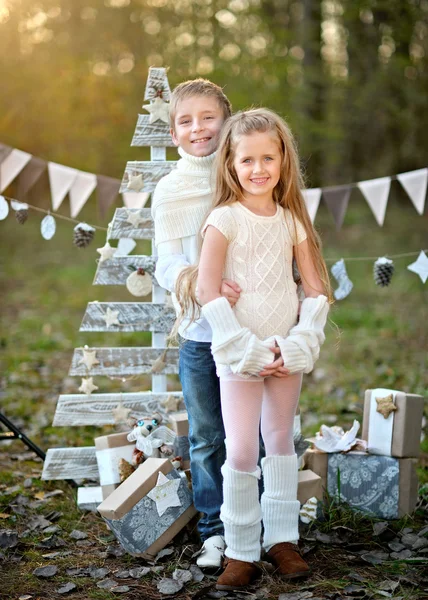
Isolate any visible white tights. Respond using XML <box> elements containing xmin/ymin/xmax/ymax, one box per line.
<box><xmin>219</xmin><ymin>371</ymin><xmax>303</xmax><ymax>471</ymax></box>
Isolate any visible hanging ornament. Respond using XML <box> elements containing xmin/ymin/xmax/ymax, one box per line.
<box><xmin>125</xmin><ymin>210</ymin><xmax>149</xmax><ymax>228</ymax></box>
<box><xmin>0</xmin><ymin>196</ymin><xmax>9</xmax><ymax>220</ymax></box>
<box><xmin>126</xmin><ymin>267</ymin><xmax>152</xmax><ymax>297</ymax></box>
<box><xmin>151</xmin><ymin>349</ymin><xmax>168</xmax><ymax>374</ymax></box>
<box><xmin>78</xmin><ymin>377</ymin><xmax>98</xmax><ymax>396</ymax></box>
<box><xmin>78</xmin><ymin>345</ymin><xmax>100</xmax><ymax>370</ymax></box>
<box><xmin>73</xmin><ymin>222</ymin><xmax>95</xmax><ymax>248</ymax></box>
<box><xmin>373</xmin><ymin>257</ymin><xmax>394</xmax><ymax>287</ymax></box>
<box><xmin>142</xmin><ymin>96</ymin><xmax>170</xmax><ymax>124</ymax></box>
<box><xmin>331</xmin><ymin>258</ymin><xmax>353</xmax><ymax>300</ymax></box>
<box><xmin>300</xmin><ymin>497</ymin><xmax>318</xmax><ymax>524</ymax></box>
<box><xmin>41</xmin><ymin>214</ymin><xmax>56</xmax><ymax>240</ymax></box>
<box><xmin>407</xmin><ymin>250</ymin><xmax>428</xmax><ymax>284</ymax></box>
<box><xmin>102</xmin><ymin>307</ymin><xmax>120</xmax><ymax>327</ymax></box>
<box><xmin>126</xmin><ymin>174</ymin><xmax>144</xmax><ymax>192</ymax></box>
<box><xmin>119</xmin><ymin>458</ymin><xmax>135</xmax><ymax>482</ymax></box>
<box><xmin>11</xmin><ymin>200</ymin><xmax>29</xmax><ymax>224</ymax></box>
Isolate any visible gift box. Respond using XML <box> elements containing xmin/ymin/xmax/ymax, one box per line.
<box><xmin>362</xmin><ymin>389</ymin><xmax>424</xmax><ymax>457</ymax></box>
<box><xmin>303</xmin><ymin>448</ymin><xmax>418</xmax><ymax>519</ymax></box>
<box><xmin>95</xmin><ymin>432</ymin><xmax>136</xmax><ymax>500</ymax></box>
<box><xmin>169</xmin><ymin>412</ymin><xmax>190</xmax><ymax>470</ymax></box>
<box><xmin>297</xmin><ymin>469</ymin><xmax>322</xmax><ymax>504</ymax></box>
<box><xmin>97</xmin><ymin>458</ymin><xmax>197</xmax><ymax>558</ymax></box>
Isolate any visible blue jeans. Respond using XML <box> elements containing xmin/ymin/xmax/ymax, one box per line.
<box><xmin>179</xmin><ymin>336</ymin><xmax>225</xmax><ymax>541</ymax></box>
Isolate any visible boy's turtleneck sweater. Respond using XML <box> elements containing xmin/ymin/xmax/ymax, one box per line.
<box><xmin>152</xmin><ymin>147</ymin><xmax>216</xmax><ymax>246</ymax></box>
<box><xmin>152</xmin><ymin>147</ymin><xmax>216</xmax><ymax>342</ymax></box>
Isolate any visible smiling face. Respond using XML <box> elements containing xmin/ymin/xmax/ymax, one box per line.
<box><xmin>232</xmin><ymin>131</ymin><xmax>282</xmax><ymax>203</ymax></box>
<box><xmin>171</xmin><ymin>95</ymin><xmax>226</xmax><ymax>157</ymax></box>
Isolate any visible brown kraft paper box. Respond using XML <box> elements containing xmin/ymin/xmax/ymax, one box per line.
<box><xmin>95</xmin><ymin>432</ymin><xmax>135</xmax><ymax>500</ymax></box>
<box><xmin>297</xmin><ymin>469</ymin><xmax>323</xmax><ymax>504</ymax></box>
<box><xmin>362</xmin><ymin>390</ymin><xmax>424</xmax><ymax>458</ymax></box>
<box><xmin>168</xmin><ymin>411</ymin><xmax>189</xmax><ymax>437</ymax></box>
<box><xmin>303</xmin><ymin>448</ymin><xmax>418</xmax><ymax>518</ymax></box>
<box><xmin>97</xmin><ymin>458</ymin><xmax>197</xmax><ymax>558</ymax></box>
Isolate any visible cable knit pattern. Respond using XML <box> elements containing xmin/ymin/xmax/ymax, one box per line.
<box><xmin>151</xmin><ymin>147</ymin><xmax>216</xmax><ymax>246</ymax></box>
<box><xmin>203</xmin><ymin>202</ymin><xmax>307</xmax><ymax>340</ymax></box>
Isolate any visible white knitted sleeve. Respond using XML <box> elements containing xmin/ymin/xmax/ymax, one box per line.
<box><xmin>202</xmin><ymin>206</ymin><xmax>237</xmax><ymax>242</ymax></box>
<box><xmin>284</xmin><ymin>210</ymin><xmax>307</xmax><ymax>245</ymax></box>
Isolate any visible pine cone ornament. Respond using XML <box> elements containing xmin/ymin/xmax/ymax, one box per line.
<box><xmin>374</xmin><ymin>257</ymin><xmax>394</xmax><ymax>287</ymax></box>
<box><xmin>15</xmin><ymin>209</ymin><xmax>28</xmax><ymax>224</ymax></box>
<box><xmin>73</xmin><ymin>222</ymin><xmax>96</xmax><ymax>248</ymax></box>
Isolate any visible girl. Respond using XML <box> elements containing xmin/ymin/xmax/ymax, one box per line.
<box><xmin>176</xmin><ymin>109</ymin><xmax>332</xmax><ymax>590</ymax></box>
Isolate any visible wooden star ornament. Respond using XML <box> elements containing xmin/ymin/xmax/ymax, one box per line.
<box><xmin>112</xmin><ymin>399</ymin><xmax>131</xmax><ymax>424</ymax></box>
<box><xmin>125</xmin><ymin>210</ymin><xmax>148</xmax><ymax>228</ymax></box>
<box><xmin>102</xmin><ymin>307</ymin><xmax>120</xmax><ymax>327</ymax></box>
<box><xmin>161</xmin><ymin>394</ymin><xmax>180</xmax><ymax>413</ymax></box>
<box><xmin>79</xmin><ymin>377</ymin><xmax>98</xmax><ymax>396</ymax></box>
<box><xmin>143</xmin><ymin>96</ymin><xmax>170</xmax><ymax>124</ymax></box>
<box><xmin>97</xmin><ymin>242</ymin><xmax>117</xmax><ymax>263</ymax></box>
<box><xmin>127</xmin><ymin>174</ymin><xmax>144</xmax><ymax>192</ymax></box>
<box><xmin>375</xmin><ymin>394</ymin><xmax>397</xmax><ymax>419</ymax></box>
<box><xmin>78</xmin><ymin>345</ymin><xmax>100</xmax><ymax>371</ymax></box>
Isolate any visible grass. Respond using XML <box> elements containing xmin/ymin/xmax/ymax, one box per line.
<box><xmin>0</xmin><ymin>189</ymin><xmax>427</xmax><ymax>598</ymax></box>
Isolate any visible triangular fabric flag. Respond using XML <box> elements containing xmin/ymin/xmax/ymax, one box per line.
<box><xmin>17</xmin><ymin>156</ymin><xmax>47</xmax><ymax>199</ymax></box>
<box><xmin>302</xmin><ymin>188</ymin><xmax>322</xmax><ymax>223</ymax></box>
<box><xmin>97</xmin><ymin>175</ymin><xmax>120</xmax><ymax>219</ymax></box>
<box><xmin>407</xmin><ymin>250</ymin><xmax>428</xmax><ymax>283</ymax></box>
<box><xmin>322</xmin><ymin>185</ymin><xmax>352</xmax><ymax>230</ymax></box>
<box><xmin>122</xmin><ymin>191</ymin><xmax>150</xmax><ymax>209</ymax></box>
<box><xmin>397</xmin><ymin>168</ymin><xmax>427</xmax><ymax>215</ymax></box>
<box><xmin>0</xmin><ymin>143</ymin><xmax>12</xmax><ymax>166</ymax></box>
<box><xmin>48</xmin><ymin>162</ymin><xmax>78</xmax><ymax>210</ymax></box>
<box><xmin>0</xmin><ymin>149</ymin><xmax>32</xmax><ymax>193</ymax></box>
<box><xmin>69</xmin><ymin>171</ymin><xmax>97</xmax><ymax>218</ymax></box>
<box><xmin>357</xmin><ymin>176</ymin><xmax>391</xmax><ymax>226</ymax></box>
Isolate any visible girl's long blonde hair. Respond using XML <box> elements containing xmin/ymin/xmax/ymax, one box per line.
<box><xmin>172</xmin><ymin>108</ymin><xmax>333</xmax><ymax>341</ymax></box>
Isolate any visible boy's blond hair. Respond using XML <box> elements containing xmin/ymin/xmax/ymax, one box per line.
<box><xmin>169</xmin><ymin>78</ymin><xmax>232</xmax><ymax>129</ymax></box>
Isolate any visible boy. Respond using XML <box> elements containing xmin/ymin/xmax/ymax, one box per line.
<box><xmin>151</xmin><ymin>79</ymin><xmax>239</xmax><ymax>568</ymax></box>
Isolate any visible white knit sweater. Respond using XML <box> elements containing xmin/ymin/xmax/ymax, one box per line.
<box><xmin>152</xmin><ymin>147</ymin><xmax>215</xmax><ymax>246</ymax></box>
<box><xmin>203</xmin><ymin>202</ymin><xmax>307</xmax><ymax>340</ymax></box>
<box><xmin>152</xmin><ymin>147</ymin><xmax>216</xmax><ymax>341</ymax></box>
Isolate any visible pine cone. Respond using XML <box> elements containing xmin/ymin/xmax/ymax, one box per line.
<box><xmin>73</xmin><ymin>222</ymin><xmax>95</xmax><ymax>248</ymax></box>
<box><xmin>15</xmin><ymin>209</ymin><xmax>28</xmax><ymax>224</ymax></box>
<box><xmin>374</xmin><ymin>257</ymin><xmax>394</xmax><ymax>287</ymax></box>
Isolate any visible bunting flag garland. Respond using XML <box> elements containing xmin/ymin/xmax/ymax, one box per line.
<box><xmin>48</xmin><ymin>162</ymin><xmax>78</xmax><ymax>211</ymax></box>
<box><xmin>96</xmin><ymin>175</ymin><xmax>121</xmax><ymax>219</ymax></box>
<box><xmin>69</xmin><ymin>171</ymin><xmax>97</xmax><ymax>218</ymax></box>
<box><xmin>17</xmin><ymin>156</ymin><xmax>47</xmax><ymax>200</ymax></box>
<box><xmin>397</xmin><ymin>168</ymin><xmax>428</xmax><ymax>216</ymax></box>
<box><xmin>122</xmin><ymin>191</ymin><xmax>150</xmax><ymax>209</ymax></box>
<box><xmin>322</xmin><ymin>185</ymin><xmax>352</xmax><ymax>230</ymax></box>
<box><xmin>302</xmin><ymin>188</ymin><xmax>322</xmax><ymax>223</ymax></box>
<box><xmin>0</xmin><ymin>149</ymin><xmax>32</xmax><ymax>193</ymax></box>
<box><xmin>357</xmin><ymin>177</ymin><xmax>391</xmax><ymax>227</ymax></box>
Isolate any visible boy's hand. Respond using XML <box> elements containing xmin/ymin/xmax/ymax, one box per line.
<box><xmin>259</xmin><ymin>345</ymin><xmax>290</xmax><ymax>378</ymax></box>
<box><xmin>221</xmin><ymin>279</ymin><xmax>241</xmax><ymax>307</ymax></box>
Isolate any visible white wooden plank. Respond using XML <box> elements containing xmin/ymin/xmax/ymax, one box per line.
<box><xmin>131</xmin><ymin>115</ymin><xmax>175</xmax><ymax>147</ymax></box>
<box><xmin>53</xmin><ymin>391</ymin><xmax>184</xmax><ymax>426</ymax></box>
<box><xmin>151</xmin><ymin>236</ymin><xmax>167</xmax><ymax>393</ymax></box>
<box><xmin>107</xmin><ymin>208</ymin><xmax>153</xmax><ymax>240</ymax></box>
<box><xmin>42</xmin><ymin>447</ymin><xmax>98</xmax><ymax>481</ymax></box>
<box><xmin>77</xmin><ymin>486</ymin><xmax>103</xmax><ymax>511</ymax></box>
<box><xmin>119</xmin><ymin>161</ymin><xmax>176</xmax><ymax>194</ymax></box>
<box><xmin>69</xmin><ymin>347</ymin><xmax>179</xmax><ymax>376</ymax></box>
<box><xmin>80</xmin><ymin>302</ymin><xmax>175</xmax><ymax>333</ymax></box>
<box><xmin>93</xmin><ymin>255</ymin><xmax>156</xmax><ymax>285</ymax></box>
<box><xmin>151</xmin><ymin>146</ymin><xmax>167</xmax><ymax>161</ymax></box>
<box><xmin>144</xmin><ymin>67</ymin><xmax>171</xmax><ymax>101</ymax></box>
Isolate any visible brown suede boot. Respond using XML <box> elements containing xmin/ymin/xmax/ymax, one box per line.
<box><xmin>216</xmin><ymin>558</ymin><xmax>261</xmax><ymax>590</ymax></box>
<box><xmin>267</xmin><ymin>542</ymin><xmax>311</xmax><ymax>579</ymax></box>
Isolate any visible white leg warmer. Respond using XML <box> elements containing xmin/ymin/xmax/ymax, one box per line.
<box><xmin>261</xmin><ymin>454</ymin><xmax>300</xmax><ymax>551</ymax></box>
<box><xmin>220</xmin><ymin>463</ymin><xmax>262</xmax><ymax>562</ymax></box>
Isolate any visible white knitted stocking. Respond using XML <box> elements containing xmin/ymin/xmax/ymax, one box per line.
<box><xmin>261</xmin><ymin>454</ymin><xmax>300</xmax><ymax>551</ymax></box>
<box><xmin>221</xmin><ymin>463</ymin><xmax>262</xmax><ymax>562</ymax></box>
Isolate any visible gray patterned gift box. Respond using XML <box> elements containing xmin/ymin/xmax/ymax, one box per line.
<box><xmin>304</xmin><ymin>449</ymin><xmax>418</xmax><ymax>519</ymax></box>
<box><xmin>97</xmin><ymin>457</ymin><xmax>197</xmax><ymax>558</ymax></box>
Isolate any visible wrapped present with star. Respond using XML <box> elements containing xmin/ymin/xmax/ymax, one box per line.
<box><xmin>362</xmin><ymin>388</ymin><xmax>424</xmax><ymax>457</ymax></box>
<box><xmin>97</xmin><ymin>458</ymin><xmax>197</xmax><ymax>558</ymax></box>
<box><xmin>303</xmin><ymin>447</ymin><xmax>418</xmax><ymax>519</ymax></box>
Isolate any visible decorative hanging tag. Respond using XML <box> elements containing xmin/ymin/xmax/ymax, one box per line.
<box><xmin>41</xmin><ymin>214</ymin><xmax>56</xmax><ymax>240</ymax></box>
<box><xmin>126</xmin><ymin>267</ymin><xmax>152</xmax><ymax>296</ymax></box>
<box><xmin>0</xmin><ymin>196</ymin><xmax>9</xmax><ymax>220</ymax></box>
